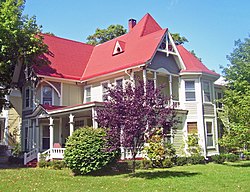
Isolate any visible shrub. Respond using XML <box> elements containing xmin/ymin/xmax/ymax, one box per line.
<box><xmin>224</xmin><ymin>154</ymin><xmax>239</xmax><ymax>162</ymax></box>
<box><xmin>174</xmin><ymin>156</ymin><xmax>188</xmax><ymax>166</ymax></box>
<box><xmin>38</xmin><ymin>160</ymin><xmax>66</xmax><ymax>169</ymax></box>
<box><xmin>211</xmin><ymin>154</ymin><xmax>226</xmax><ymax>164</ymax></box>
<box><xmin>187</xmin><ymin>134</ymin><xmax>201</xmax><ymax>156</ymax></box>
<box><xmin>187</xmin><ymin>155</ymin><xmax>205</xmax><ymax>165</ymax></box>
<box><xmin>162</xmin><ymin>158</ymin><xmax>174</xmax><ymax>168</ymax></box>
<box><xmin>144</xmin><ymin>128</ymin><xmax>176</xmax><ymax>168</ymax></box>
<box><xmin>11</xmin><ymin>143</ymin><xmax>21</xmax><ymax>157</ymax></box>
<box><xmin>64</xmin><ymin>127</ymin><xmax>118</xmax><ymax>175</ymax></box>
<box><xmin>141</xmin><ymin>159</ymin><xmax>152</xmax><ymax>169</ymax></box>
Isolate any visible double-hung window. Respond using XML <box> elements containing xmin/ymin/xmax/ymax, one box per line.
<box><xmin>85</xmin><ymin>86</ymin><xmax>91</xmax><ymax>103</ymax></box>
<box><xmin>42</xmin><ymin>85</ymin><xmax>53</xmax><ymax>105</ymax></box>
<box><xmin>206</xmin><ymin>121</ymin><xmax>214</xmax><ymax>147</ymax></box>
<box><xmin>203</xmin><ymin>81</ymin><xmax>211</xmax><ymax>102</ymax></box>
<box><xmin>185</xmin><ymin>81</ymin><xmax>196</xmax><ymax>101</ymax></box>
<box><xmin>101</xmin><ymin>82</ymin><xmax>109</xmax><ymax>101</ymax></box>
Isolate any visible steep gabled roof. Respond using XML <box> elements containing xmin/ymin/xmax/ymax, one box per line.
<box><xmin>34</xmin><ymin>34</ymin><xmax>94</xmax><ymax>80</ymax></box>
<box><xmin>177</xmin><ymin>45</ymin><xmax>219</xmax><ymax>76</ymax></box>
<box><xmin>81</xmin><ymin>13</ymin><xmax>166</xmax><ymax>81</ymax></box>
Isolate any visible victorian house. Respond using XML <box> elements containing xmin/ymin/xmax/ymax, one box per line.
<box><xmin>12</xmin><ymin>14</ymin><xmax>221</xmax><ymax>164</ymax></box>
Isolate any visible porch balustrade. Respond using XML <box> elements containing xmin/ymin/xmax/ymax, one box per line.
<box><xmin>24</xmin><ymin>148</ymin><xmax>38</xmax><ymax>165</ymax></box>
<box><xmin>38</xmin><ymin>148</ymin><xmax>65</xmax><ymax>161</ymax></box>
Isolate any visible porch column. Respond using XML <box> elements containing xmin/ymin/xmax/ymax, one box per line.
<box><xmin>92</xmin><ymin>108</ymin><xmax>98</xmax><ymax>128</ymax></box>
<box><xmin>28</xmin><ymin>119</ymin><xmax>32</xmax><ymax>150</ymax></box>
<box><xmin>32</xmin><ymin>120</ymin><xmax>35</xmax><ymax>148</ymax></box>
<box><xmin>153</xmin><ymin>71</ymin><xmax>157</xmax><ymax>89</ymax></box>
<box><xmin>35</xmin><ymin>118</ymin><xmax>39</xmax><ymax>150</ymax></box>
<box><xmin>69</xmin><ymin>114</ymin><xmax>74</xmax><ymax>136</ymax></box>
<box><xmin>169</xmin><ymin>75</ymin><xmax>173</xmax><ymax>104</ymax></box>
<box><xmin>59</xmin><ymin>117</ymin><xmax>62</xmax><ymax>144</ymax></box>
<box><xmin>143</xmin><ymin>68</ymin><xmax>147</xmax><ymax>92</ymax></box>
<box><xmin>49</xmin><ymin>117</ymin><xmax>54</xmax><ymax>149</ymax></box>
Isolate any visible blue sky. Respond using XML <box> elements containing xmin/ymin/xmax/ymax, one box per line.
<box><xmin>24</xmin><ymin>0</ymin><xmax>250</xmax><ymax>74</ymax></box>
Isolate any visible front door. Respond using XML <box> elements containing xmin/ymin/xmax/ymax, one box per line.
<box><xmin>42</xmin><ymin>125</ymin><xmax>50</xmax><ymax>150</ymax></box>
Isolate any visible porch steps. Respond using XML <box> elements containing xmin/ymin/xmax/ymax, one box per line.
<box><xmin>26</xmin><ymin>158</ymin><xmax>38</xmax><ymax>168</ymax></box>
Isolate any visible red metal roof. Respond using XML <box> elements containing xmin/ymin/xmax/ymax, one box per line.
<box><xmin>80</xmin><ymin>13</ymin><xmax>166</xmax><ymax>81</ymax></box>
<box><xmin>34</xmin><ymin>14</ymin><xmax>219</xmax><ymax>81</ymax></box>
<box><xmin>34</xmin><ymin>34</ymin><xmax>94</xmax><ymax>80</ymax></box>
<box><xmin>177</xmin><ymin>45</ymin><xmax>219</xmax><ymax>76</ymax></box>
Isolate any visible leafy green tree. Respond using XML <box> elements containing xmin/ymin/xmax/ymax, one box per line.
<box><xmin>171</xmin><ymin>33</ymin><xmax>188</xmax><ymax>45</ymax></box>
<box><xmin>86</xmin><ymin>24</ymin><xmax>127</xmax><ymax>45</ymax></box>
<box><xmin>0</xmin><ymin>0</ymin><xmax>48</xmax><ymax>109</ymax></box>
<box><xmin>219</xmin><ymin>36</ymin><xmax>250</xmax><ymax>152</ymax></box>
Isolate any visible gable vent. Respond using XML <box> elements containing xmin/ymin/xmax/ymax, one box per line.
<box><xmin>113</xmin><ymin>41</ymin><xmax>125</xmax><ymax>56</ymax></box>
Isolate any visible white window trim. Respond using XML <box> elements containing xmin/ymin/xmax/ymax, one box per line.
<box><xmin>41</xmin><ymin>85</ymin><xmax>54</xmax><ymax>106</ymax></box>
<box><xmin>205</xmin><ymin>119</ymin><xmax>215</xmax><ymax>149</ymax></box>
<box><xmin>202</xmin><ymin>81</ymin><xmax>212</xmax><ymax>103</ymax></box>
<box><xmin>40</xmin><ymin>124</ymin><xmax>50</xmax><ymax>151</ymax></box>
<box><xmin>84</xmin><ymin>85</ymin><xmax>92</xmax><ymax>103</ymax></box>
<box><xmin>184</xmin><ymin>80</ymin><xmax>196</xmax><ymax>102</ymax></box>
<box><xmin>101</xmin><ymin>80</ymin><xmax>110</xmax><ymax>102</ymax></box>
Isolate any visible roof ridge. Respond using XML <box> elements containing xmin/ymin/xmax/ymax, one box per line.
<box><xmin>42</xmin><ymin>33</ymin><xmax>95</xmax><ymax>47</ymax></box>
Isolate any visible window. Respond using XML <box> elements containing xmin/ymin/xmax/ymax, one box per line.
<box><xmin>42</xmin><ymin>85</ymin><xmax>53</xmax><ymax>105</ymax></box>
<box><xmin>75</xmin><ymin>120</ymin><xmax>85</xmax><ymax>129</ymax></box>
<box><xmin>42</xmin><ymin>126</ymin><xmax>50</xmax><ymax>150</ymax></box>
<box><xmin>206</xmin><ymin>121</ymin><xmax>214</xmax><ymax>147</ymax></box>
<box><xmin>115</xmin><ymin>78</ymin><xmax>123</xmax><ymax>88</ymax></box>
<box><xmin>216</xmin><ymin>92</ymin><xmax>223</xmax><ymax>108</ymax></box>
<box><xmin>85</xmin><ymin>86</ymin><xmax>91</xmax><ymax>103</ymax></box>
<box><xmin>25</xmin><ymin>88</ymin><xmax>30</xmax><ymax>108</ymax></box>
<box><xmin>101</xmin><ymin>82</ymin><xmax>109</xmax><ymax>101</ymax></box>
<box><xmin>187</xmin><ymin>122</ymin><xmax>198</xmax><ymax>134</ymax></box>
<box><xmin>203</xmin><ymin>81</ymin><xmax>211</xmax><ymax>102</ymax></box>
<box><xmin>185</xmin><ymin>81</ymin><xmax>196</xmax><ymax>101</ymax></box>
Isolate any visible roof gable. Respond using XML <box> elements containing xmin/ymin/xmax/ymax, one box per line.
<box><xmin>81</xmin><ymin>14</ymin><xmax>166</xmax><ymax>81</ymax></box>
<box><xmin>34</xmin><ymin>34</ymin><xmax>94</xmax><ymax>80</ymax></box>
<box><xmin>112</xmin><ymin>40</ymin><xmax>125</xmax><ymax>55</ymax></box>
<box><xmin>177</xmin><ymin>45</ymin><xmax>219</xmax><ymax>76</ymax></box>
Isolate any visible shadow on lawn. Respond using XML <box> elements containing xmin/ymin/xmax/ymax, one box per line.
<box><xmin>127</xmin><ymin>170</ymin><xmax>200</xmax><ymax>179</ymax></box>
<box><xmin>226</xmin><ymin>161</ymin><xmax>250</xmax><ymax>168</ymax></box>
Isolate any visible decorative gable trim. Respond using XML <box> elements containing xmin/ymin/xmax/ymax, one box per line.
<box><xmin>112</xmin><ymin>41</ymin><xmax>125</xmax><ymax>56</ymax></box>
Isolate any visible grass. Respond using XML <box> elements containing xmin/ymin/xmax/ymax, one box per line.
<box><xmin>0</xmin><ymin>161</ymin><xmax>249</xmax><ymax>192</ymax></box>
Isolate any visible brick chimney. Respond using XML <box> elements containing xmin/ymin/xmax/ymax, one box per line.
<box><xmin>128</xmin><ymin>18</ymin><xmax>136</xmax><ymax>31</ymax></box>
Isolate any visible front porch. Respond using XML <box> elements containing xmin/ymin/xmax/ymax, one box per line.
<box><xmin>23</xmin><ymin>102</ymin><xmax>102</xmax><ymax>165</ymax></box>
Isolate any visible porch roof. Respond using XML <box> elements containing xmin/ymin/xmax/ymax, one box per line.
<box><xmin>26</xmin><ymin>102</ymin><xmax>104</xmax><ymax>119</ymax></box>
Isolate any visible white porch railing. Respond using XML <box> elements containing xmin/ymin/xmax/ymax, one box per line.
<box><xmin>24</xmin><ymin>148</ymin><xmax>38</xmax><ymax>165</ymax></box>
<box><xmin>121</xmin><ymin>147</ymin><xmax>145</xmax><ymax>160</ymax></box>
<box><xmin>38</xmin><ymin>148</ymin><xmax>65</xmax><ymax>162</ymax></box>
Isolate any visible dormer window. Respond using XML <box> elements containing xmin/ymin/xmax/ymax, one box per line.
<box><xmin>113</xmin><ymin>41</ymin><xmax>125</xmax><ymax>55</ymax></box>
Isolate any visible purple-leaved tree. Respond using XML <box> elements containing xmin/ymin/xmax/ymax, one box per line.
<box><xmin>97</xmin><ymin>80</ymin><xmax>176</xmax><ymax>172</ymax></box>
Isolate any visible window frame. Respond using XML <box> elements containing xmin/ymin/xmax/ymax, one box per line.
<box><xmin>185</xmin><ymin>80</ymin><xmax>196</xmax><ymax>101</ymax></box>
<box><xmin>84</xmin><ymin>85</ymin><xmax>92</xmax><ymax>103</ymax></box>
<box><xmin>114</xmin><ymin>77</ymin><xmax>124</xmax><ymax>88</ymax></box>
<box><xmin>24</xmin><ymin>86</ymin><xmax>33</xmax><ymax>109</ymax></box>
<box><xmin>202</xmin><ymin>81</ymin><xmax>212</xmax><ymax>103</ymax></box>
<box><xmin>41</xmin><ymin>85</ymin><xmax>54</xmax><ymax>106</ymax></box>
<box><xmin>205</xmin><ymin>119</ymin><xmax>215</xmax><ymax>148</ymax></box>
<box><xmin>101</xmin><ymin>81</ymin><xmax>110</xmax><ymax>102</ymax></box>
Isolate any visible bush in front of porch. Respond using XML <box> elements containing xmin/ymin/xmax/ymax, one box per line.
<box><xmin>64</xmin><ymin>127</ymin><xmax>118</xmax><ymax>175</ymax></box>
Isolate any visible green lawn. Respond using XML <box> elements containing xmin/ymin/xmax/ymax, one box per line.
<box><xmin>0</xmin><ymin>161</ymin><xmax>249</xmax><ymax>192</ymax></box>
